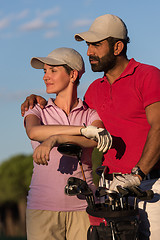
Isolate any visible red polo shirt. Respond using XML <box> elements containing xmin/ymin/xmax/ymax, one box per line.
<box><xmin>84</xmin><ymin>59</ymin><xmax>160</xmax><ymax>173</ymax></box>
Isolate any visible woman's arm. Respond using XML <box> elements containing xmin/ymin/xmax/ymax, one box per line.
<box><xmin>25</xmin><ymin>114</ymin><xmax>111</xmax><ymax>165</ymax></box>
<box><xmin>25</xmin><ymin>114</ymin><xmax>105</xmax><ymax>141</ymax></box>
<box><xmin>33</xmin><ymin>134</ymin><xmax>97</xmax><ymax>165</ymax></box>
<box><xmin>25</xmin><ymin>114</ymin><xmax>105</xmax><ymax>165</ymax></box>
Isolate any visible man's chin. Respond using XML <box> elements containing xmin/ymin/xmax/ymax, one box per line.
<box><xmin>91</xmin><ymin>65</ymin><xmax>103</xmax><ymax>72</ymax></box>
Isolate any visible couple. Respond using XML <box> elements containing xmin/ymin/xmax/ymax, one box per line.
<box><xmin>22</xmin><ymin>14</ymin><xmax>160</xmax><ymax>240</ymax></box>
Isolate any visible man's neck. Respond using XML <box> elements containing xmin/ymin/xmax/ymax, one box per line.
<box><xmin>105</xmin><ymin>57</ymin><xmax>129</xmax><ymax>84</ymax></box>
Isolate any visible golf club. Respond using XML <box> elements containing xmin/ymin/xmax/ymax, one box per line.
<box><xmin>65</xmin><ymin>177</ymin><xmax>95</xmax><ymax>208</ymax></box>
<box><xmin>57</xmin><ymin>143</ymin><xmax>86</xmax><ymax>181</ymax></box>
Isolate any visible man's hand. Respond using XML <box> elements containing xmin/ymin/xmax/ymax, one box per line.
<box><xmin>81</xmin><ymin>125</ymin><xmax>112</xmax><ymax>153</ymax></box>
<box><xmin>109</xmin><ymin>174</ymin><xmax>141</xmax><ymax>192</ymax></box>
<box><xmin>21</xmin><ymin>94</ymin><xmax>47</xmax><ymax>117</ymax></box>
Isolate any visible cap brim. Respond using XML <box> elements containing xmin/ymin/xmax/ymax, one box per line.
<box><xmin>75</xmin><ymin>31</ymin><xmax>107</xmax><ymax>43</ymax></box>
<box><xmin>31</xmin><ymin>57</ymin><xmax>65</xmax><ymax>69</ymax></box>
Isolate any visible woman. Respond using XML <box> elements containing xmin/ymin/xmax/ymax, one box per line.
<box><xmin>24</xmin><ymin>47</ymin><xmax>111</xmax><ymax>240</ymax></box>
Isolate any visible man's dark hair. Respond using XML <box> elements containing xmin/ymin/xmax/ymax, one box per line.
<box><xmin>63</xmin><ymin>64</ymin><xmax>80</xmax><ymax>86</ymax></box>
<box><xmin>107</xmin><ymin>36</ymin><xmax>130</xmax><ymax>57</ymax></box>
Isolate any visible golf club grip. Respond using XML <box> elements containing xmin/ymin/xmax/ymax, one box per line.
<box><xmin>138</xmin><ymin>189</ymin><xmax>154</xmax><ymax>200</ymax></box>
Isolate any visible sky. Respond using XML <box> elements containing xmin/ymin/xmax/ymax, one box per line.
<box><xmin>0</xmin><ymin>0</ymin><xmax>160</xmax><ymax>163</ymax></box>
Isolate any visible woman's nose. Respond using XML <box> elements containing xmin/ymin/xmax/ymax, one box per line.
<box><xmin>43</xmin><ymin>72</ymin><xmax>49</xmax><ymax>81</ymax></box>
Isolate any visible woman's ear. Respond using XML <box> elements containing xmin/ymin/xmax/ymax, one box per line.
<box><xmin>70</xmin><ymin>70</ymin><xmax>78</xmax><ymax>83</ymax></box>
<box><xmin>114</xmin><ymin>41</ymin><xmax>124</xmax><ymax>56</ymax></box>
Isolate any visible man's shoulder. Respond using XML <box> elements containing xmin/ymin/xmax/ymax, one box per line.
<box><xmin>136</xmin><ymin>61</ymin><xmax>160</xmax><ymax>73</ymax></box>
<box><xmin>87</xmin><ymin>77</ymin><xmax>103</xmax><ymax>91</ymax></box>
<box><xmin>91</xmin><ymin>77</ymin><xmax>103</xmax><ymax>84</ymax></box>
<box><xmin>130</xmin><ymin>60</ymin><xmax>160</xmax><ymax>83</ymax></box>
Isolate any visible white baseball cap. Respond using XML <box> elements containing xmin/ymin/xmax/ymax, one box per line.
<box><xmin>31</xmin><ymin>47</ymin><xmax>85</xmax><ymax>79</ymax></box>
<box><xmin>75</xmin><ymin>14</ymin><xmax>128</xmax><ymax>43</ymax></box>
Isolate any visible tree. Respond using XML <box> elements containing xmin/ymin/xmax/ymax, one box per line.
<box><xmin>0</xmin><ymin>154</ymin><xmax>33</xmax><ymax>236</ymax></box>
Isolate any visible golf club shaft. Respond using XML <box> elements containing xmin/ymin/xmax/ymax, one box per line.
<box><xmin>80</xmin><ymin>165</ymin><xmax>86</xmax><ymax>181</ymax></box>
<box><xmin>78</xmin><ymin>160</ymin><xmax>86</xmax><ymax>181</ymax></box>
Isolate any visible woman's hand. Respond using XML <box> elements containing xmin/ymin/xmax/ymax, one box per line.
<box><xmin>33</xmin><ymin>135</ymin><xmax>58</xmax><ymax>165</ymax></box>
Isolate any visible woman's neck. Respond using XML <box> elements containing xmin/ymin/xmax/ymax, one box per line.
<box><xmin>54</xmin><ymin>87</ymin><xmax>78</xmax><ymax>115</ymax></box>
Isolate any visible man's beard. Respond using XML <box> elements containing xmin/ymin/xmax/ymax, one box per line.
<box><xmin>89</xmin><ymin>50</ymin><xmax>117</xmax><ymax>73</ymax></box>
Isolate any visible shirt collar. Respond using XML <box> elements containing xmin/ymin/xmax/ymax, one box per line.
<box><xmin>101</xmin><ymin>58</ymin><xmax>140</xmax><ymax>82</ymax></box>
<box><xmin>45</xmin><ymin>98</ymin><xmax>88</xmax><ymax>111</ymax></box>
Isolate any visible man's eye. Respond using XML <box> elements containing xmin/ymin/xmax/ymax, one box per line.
<box><xmin>86</xmin><ymin>42</ymin><xmax>100</xmax><ymax>47</ymax></box>
<box><xmin>93</xmin><ymin>43</ymin><xmax>100</xmax><ymax>47</ymax></box>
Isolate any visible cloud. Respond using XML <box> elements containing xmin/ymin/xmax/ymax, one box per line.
<box><xmin>36</xmin><ymin>7</ymin><xmax>60</xmax><ymax>18</ymax></box>
<box><xmin>0</xmin><ymin>89</ymin><xmax>49</xmax><ymax>103</ymax></box>
<box><xmin>0</xmin><ymin>32</ymin><xmax>13</xmax><ymax>39</ymax></box>
<box><xmin>0</xmin><ymin>7</ymin><xmax>59</xmax><ymax>34</ymax></box>
<box><xmin>84</xmin><ymin>0</ymin><xmax>94</xmax><ymax>6</ymax></box>
<box><xmin>72</xmin><ymin>19</ymin><xmax>93</xmax><ymax>28</ymax></box>
<box><xmin>0</xmin><ymin>10</ymin><xmax>29</xmax><ymax>30</ymax></box>
<box><xmin>20</xmin><ymin>18</ymin><xmax>45</xmax><ymax>31</ymax></box>
<box><xmin>15</xmin><ymin>9</ymin><xmax>29</xmax><ymax>20</ymax></box>
<box><xmin>44</xmin><ymin>30</ymin><xmax>59</xmax><ymax>39</ymax></box>
<box><xmin>19</xmin><ymin>7</ymin><xmax>60</xmax><ymax>32</ymax></box>
<box><xmin>0</xmin><ymin>17</ymin><xmax>11</xmax><ymax>29</ymax></box>
<box><xmin>19</xmin><ymin>18</ymin><xmax>58</xmax><ymax>31</ymax></box>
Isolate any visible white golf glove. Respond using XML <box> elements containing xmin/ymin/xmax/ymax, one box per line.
<box><xmin>81</xmin><ymin>125</ymin><xmax>112</xmax><ymax>153</ymax></box>
<box><xmin>109</xmin><ymin>174</ymin><xmax>141</xmax><ymax>192</ymax></box>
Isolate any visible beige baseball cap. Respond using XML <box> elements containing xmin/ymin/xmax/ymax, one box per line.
<box><xmin>75</xmin><ymin>14</ymin><xmax>128</xmax><ymax>43</ymax></box>
<box><xmin>31</xmin><ymin>47</ymin><xmax>85</xmax><ymax>79</ymax></box>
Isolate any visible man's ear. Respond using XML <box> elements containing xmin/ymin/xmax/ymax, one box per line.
<box><xmin>114</xmin><ymin>41</ymin><xmax>124</xmax><ymax>56</ymax></box>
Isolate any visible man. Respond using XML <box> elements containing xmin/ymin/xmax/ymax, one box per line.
<box><xmin>21</xmin><ymin>14</ymin><xmax>160</xmax><ymax>239</ymax></box>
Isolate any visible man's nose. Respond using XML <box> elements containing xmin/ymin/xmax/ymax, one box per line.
<box><xmin>87</xmin><ymin>45</ymin><xmax>95</xmax><ymax>56</ymax></box>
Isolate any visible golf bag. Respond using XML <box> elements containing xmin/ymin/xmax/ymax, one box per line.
<box><xmin>58</xmin><ymin>143</ymin><xmax>154</xmax><ymax>240</ymax></box>
<box><xmin>87</xmin><ymin>204</ymin><xmax>139</xmax><ymax>240</ymax></box>
<box><xmin>65</xmin><ymin>176</ymin><xmax>141</xmax><ymax>240</ymax></box>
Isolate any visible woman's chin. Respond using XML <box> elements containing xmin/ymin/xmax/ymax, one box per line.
<box><xmin>46</xmin><ymin>89</ymin><xmax>55</xmax><ymax>94</ymax></box>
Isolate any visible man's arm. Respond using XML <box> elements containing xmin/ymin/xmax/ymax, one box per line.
<box><xmin>136</xmin><ymin>101</ymin><xmax>160</xmax><ymax>175</ymax></box>
<box><xmin>21</xmin><ymin>94</ymin><xmax>47</xmax><ymax>117</ymax></box>
<box><xmin>110</xmin><ymin>102</ymin><xmax>160</xmax><ymax>191</ymax></box>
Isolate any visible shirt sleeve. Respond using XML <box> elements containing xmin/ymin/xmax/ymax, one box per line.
<box><xmin>87</xmin><ymin>108</ymin><xmax>102</xmax><ymax>126</ymax></box>
<box><xmin>84</xmin><ymin>88</ymin><xmax>94</xmax><ymax>109</ymax></box>
<box><xmin>24</xmin><ymin>104</ymin><xmax>42</xmax><ymax>127</ymax></box>
<box><xmin>138</xmin><ymin>66</ymin><xmax>160</xmax><ymax>108</ymax></box>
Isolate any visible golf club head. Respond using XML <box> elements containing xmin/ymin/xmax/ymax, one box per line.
<box><xmin>117</xmin><ymin>185</ymin><xmax>130</xmax><ymax>197</ymax></box>
<box><xmin>57</xmin><ymin>143</ymin><xmax>82</xmax><ymax>159</ymax></box>
<box><xmin>67</xmin><ymin>177</ymin><xmax>93</xmax><ymax>196</ymax></box>
<box><xmin>96</xmin><ymin>166</ymin><xmax>106</xmax><ymax>176</ymax></box>
<box><xmin>129</xmin><ymin>186</ymin><xmax>154</xmax><ymax>200</ymax></box>
<box><xmin>107</xmin><ymin>189</ymin><xmax>120</xmax><ymax>200</ymax></box>
<box><xmin>67</xmin><ymin>177</ymin><xmax>86</xmax><ymax>186</ymax></box>
<box><xmin>95</xmin><ymin>187</ymin><xmax>108</xmax><ymax>197</ymax></box>
<box><xmin>95</xmin><ymin>187</ymin><xmax>118</xmax><ymax>199</ymax></box>
<box><xmin>64</xmin><ymin>184</ymin><xmax>81</xmax><ymax>196</ymax></box>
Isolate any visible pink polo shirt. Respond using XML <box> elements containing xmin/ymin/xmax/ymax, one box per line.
<box><xmin>24</xmin><ymin>98</ymin><xmax>101</xmax><ymax>211</ymax></box>
<box><xmin>84</xmin><ymin>58</ymin><xmax>160</xmax><ymax>173</ymax></box>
